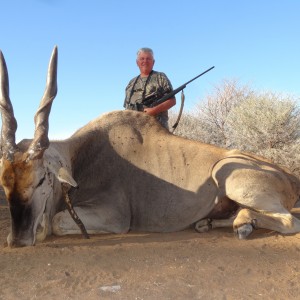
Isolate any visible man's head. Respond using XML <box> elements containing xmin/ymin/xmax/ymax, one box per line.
<box><xmin>136</xmin><ymin>47</ymin><xmax>155</xmax><ymax>77</ymax></box>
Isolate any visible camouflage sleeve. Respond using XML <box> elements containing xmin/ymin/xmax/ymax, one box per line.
<box><xmin>157</xmin><ymin>72</ymin><xmax>175</xmax><ymax>96</ymax></box>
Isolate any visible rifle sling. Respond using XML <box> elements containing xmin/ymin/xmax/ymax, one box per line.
<box><xmin>171</xmin><ymin>90</ymin><xmax>185</xmax><ymax>133</ymax></box>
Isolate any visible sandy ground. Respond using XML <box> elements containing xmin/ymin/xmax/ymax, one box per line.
<box><xmin>0</xmin><ymin>202</ymin><xmax>300</xmax><ymax>300</ymax></box>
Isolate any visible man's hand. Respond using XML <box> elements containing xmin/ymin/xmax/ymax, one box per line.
<box><xmin>143</xmin><ymin>98</ymin><xmax>176</xmax><ymax>116</ymax></box>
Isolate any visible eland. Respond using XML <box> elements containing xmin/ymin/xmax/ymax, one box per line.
<box><xmin>1</xmin><ymin>47</ymin><xmax>300</xmax><ymax>247</ymax></box>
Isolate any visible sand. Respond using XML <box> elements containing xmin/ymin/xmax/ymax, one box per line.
<box><xmin>0</xmin><ymin>204</ymin><xmax>300</xmax><ymax>300</ymax></box>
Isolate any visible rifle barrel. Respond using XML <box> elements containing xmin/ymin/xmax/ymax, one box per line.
<box><xmin>185</xmin><ymin>66</ymin><xmax>215</xmax><ymax>86</ymax></box>
<box><xmin>154</xmin><ymin>66</ymin><xmax>215</xmax><ymax>106</ymax></box>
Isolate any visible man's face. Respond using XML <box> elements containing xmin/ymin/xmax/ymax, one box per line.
<box><xmin>136</xmin><ymin>52</ymin><xmax>155</xmax><ymax>76</ymax></box>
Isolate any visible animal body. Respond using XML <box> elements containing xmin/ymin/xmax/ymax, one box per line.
<box><xmin>1</xmin><ymin>47</ymin><xmax>300</xmax><ymax>247</ymax></box>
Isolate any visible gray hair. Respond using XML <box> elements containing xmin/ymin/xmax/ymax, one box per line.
<box><xmin>136</xmin><ymin>47</ymin><xmax>154</xmax><ymax>59</ymax></box>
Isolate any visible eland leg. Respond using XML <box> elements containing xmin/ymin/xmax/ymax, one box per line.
<box><xmin>195</xmin><ymin>208</ymin><xmax>300</xmax><ymax>239</ymax></box>
<box><xmin>227</xmin><ymin>188</ymin><xmax>300</xmax><ymax>238</ymax></box>
<box><xmin>233</xmin><ymin>208</ymin><xmax>300</xmax><ymax>238</ymax></box>
<box><xmin>194</xmin><ymin>216</ymin><xmax>254</xmax><ymax>239</ymax></box>
<box><xmin>195</xmin><ymin>218</ymin><xmax>234</xmax><ymax>233</ymax></box>
<box><xmin>52</xmin><ymin>205</ymin><xmax>131</xmax><ymax>236</ymax></box>
<box><xmin>210</xmin><ymin>159</ymin><xmax>300</xmax><ymax>238</ymax></box>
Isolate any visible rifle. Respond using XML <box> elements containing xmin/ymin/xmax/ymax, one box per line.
<box><xmin>142</xmin><ymin>66</ymin><xmax>215</xmax><ymax>108</ymax></box>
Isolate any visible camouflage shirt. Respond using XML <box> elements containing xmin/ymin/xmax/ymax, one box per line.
<box><xmin>123</xmin><ymin>71</ymin><xmax>174</xmax><ymax>128</ymax></box>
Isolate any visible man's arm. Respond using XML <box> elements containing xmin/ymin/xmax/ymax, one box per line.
<box><xmin>144</xmin><ymin>98</ymin><xmax>176</xmax><ymax>116</ymax></box>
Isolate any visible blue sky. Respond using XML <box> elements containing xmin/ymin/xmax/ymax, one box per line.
<box><xmin>1</xmin><ymin>0</ymin><xmax>300</xmax><ymax>141</ymax></box>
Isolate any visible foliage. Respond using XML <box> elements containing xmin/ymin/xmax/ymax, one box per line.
<box><xmin>196</xmin><ymin>79</ymin><xmax>254</xmax><ymax>146</ymax></box>
<box><xmin>170</xmin><ymin>79</ymin><xmax>300</xmax><ymax>177</ymax></box>
<box><xmin>169</xmin><ymin>113</ymin><xmax>203</xmax><ymax>140</ymax></box>
<box><xmin>227</xmin><ymin>92</ymin><xmax>300</xmax><ymax>151</ymax></box>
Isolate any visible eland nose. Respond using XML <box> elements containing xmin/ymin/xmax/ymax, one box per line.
<box><xmin>7</xmin><ymin>234</ymin><xmax>34</xmax><ymax>248</ymax></box>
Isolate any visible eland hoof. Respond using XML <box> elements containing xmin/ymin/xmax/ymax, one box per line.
<box><xmin>235</xmin><ymin>223</ymin><xmax>253</xmax><ymax>239</ymax></box>
<box><xmin>195</xmin><ymin>219</ymin><xmax>212</xmax><ymax>233</ymax></box>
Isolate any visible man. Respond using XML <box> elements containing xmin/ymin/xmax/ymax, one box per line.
<box><xmin>124</xmin><ymin>48</ymin><xmax>176</xmax><ymax>129</ymax></box>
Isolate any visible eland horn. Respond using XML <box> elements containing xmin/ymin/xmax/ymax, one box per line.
<box><xmin>0</xmin><ymin>50</ymin><xmax>18</xmax><ymax>161</ymax></box>
<box><xmin>27</xmin><ymin>46</ymin><xmax>58</xmax><ymax>160</ymax></box>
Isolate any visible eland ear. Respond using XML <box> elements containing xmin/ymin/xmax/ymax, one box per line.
<box><xmin>57</xmin><ymin>167</ymin><xmax>78</xmax><ymax>188</ymax></box>
<box><xmin>44</xmin><ymin>152</ymin><xmax>78</xmax><ymax>188</ymax></box>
